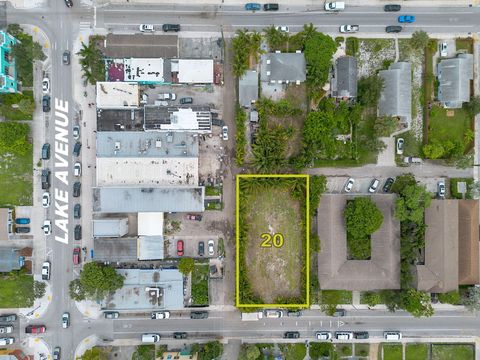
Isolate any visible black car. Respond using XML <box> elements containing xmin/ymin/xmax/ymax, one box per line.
<box><xmin>386</xmin><ymin>25</ymin><xmax>402</xmax><ymax>33</ymax></box>
<box><xmin>173</xmin><ymin>332</ymin><xmax>187</xmax><ymax>339</ymax></box>
<box><xmin>284</xmin><ymin>331</ymin><xmax>300</xmax><ymax>339</ymax></box>
<box><xmin>384</xmin><ymin>4</ymin><xmax>401</xmax><ymax>11</ymax></box>
<box><xmin>179</xmin><ymin>97</ymin><xmax>193</xmax><ymax>105</ymax></box>
<box><xmin>15</xmin><ymin>226</ymin><xmax>30</xmax><ymax>234</ymax></box>
<box><xmin>64</xmin><ymin>0</ymin><xmax>73</xmax><ymax>6</ymax></box>
<box><xmin>41</xmin><ymin>169</ymin><xmax>51</xmax><ymax>190</ymax></box>
<box><xmin>42</xmin><ymin>143</ymin><xmax>50</xmax><ymax>160</ymax></box>
<box><xmin>354</xmin><ymin>331</ymin><xmax>369</xmax><ymax>339</ymax></box>
<box><xmin>333</xmin><ymin>308</ymin><xmax>346</xmax><ymax>317</ymax></box>
<box><xmin>0</xmin><ymin>314</ymin><xmax>17</xmax><ymax>322</ymax></box>
<box><xmin>73</xmin><ymin>142</ymin><xmax>81</xmax><ymax>157</ymax></box>
<box><xmin>287</xmin><ymin>310</ymin><xmax>302</xmax><ymax>317</ymax></box>
<box><xmin>62</xmin><ymin>50</ymin><xmax>70</xmax><ymax>65</ymax></box>
<box><xmin>74</xmin><ymin>225</ymin><xmax>82</xmax><ymax>240</ymax></box>
<box><xmin>162</xmin><ymin>24</ymin><xmax>180</xmax><ymax>32</ymax></box>
<box><xmin>42</xmin><ymin>95</ymin><xmax>51</xmax><ymax>112</ymax></box>
<box><xmin>198</xmin><ymin>241</ymin><xmax>205</xmax><ymax>256</ymax></box>
<box><xmin>383</xmin><ymin>177</ymin><xmax>395</xmax><ymax>193</ymax></box>
<box><xmin>73</xmin><ymin>182</ymin><xmax>81</xmax><ymax>197</ymax></box>
<box><xmin>190</xmin><ymin>311</ymin><xmax>208</xmax><ymax>319</ymax></box>
<box><xmin>53</xmin><ymin>347</ymin><xmax>61</xmax><ymax>360</ymax></box>
<box><xmin>263</xmin><ymin>3</ymin><xmax>279</xmax><ymax>10</ymax></box>
<box><xmin>74</xmin><ymin>204</ymin><xmax>81</xmax><ymax>219</ymax></box>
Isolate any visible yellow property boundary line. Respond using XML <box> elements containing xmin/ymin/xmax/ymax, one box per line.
<box><xmin>235</xmin><ymin>174</ymin><xmax>310</xmax><ymax>308</ymax></box>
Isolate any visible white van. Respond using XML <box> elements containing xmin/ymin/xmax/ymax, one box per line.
<box><xmin>325</xmin><ymin>2</ymin><xmax>345</xmax><ymax>11</ymax></box>
<box><xmin>141</xmin><ymin>333</ymin><xmax>160</xmax><ymax>343</ymax></box>
<box><xmin>384</xmin><ymin>331</ymin><xmax>402</xmax><ymax>340</ymax></box>
<box><xmin>335</xmin><ymin>331</ymin><xmax>353</xmax><ymax>340</ymax></box>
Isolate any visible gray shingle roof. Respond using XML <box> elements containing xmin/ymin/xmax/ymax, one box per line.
<box><xmin>260</xmin><ymin>53</ymin><xmax>306</xmax><ymax>83</ymax></box>
<box><xmin>317</xmin><ymin>194</ymin><xmax>401</xmax><ymax>291</ymax></box>
<box><xmin>239</xmin><ymin>70</ymin><xmax>259</xmax><ymax>107</ymax></box>
<box><xmin>437</xmin><ymin>53</ymin><xmax>473</xmax><ymax>108</ymax></box>
<box><xmin>378</xmin><ymin>62</ymin><xmax>411</xmax><ymax>124</ymax></box>
<box><xmin>332</xmin><ymin>56</ymin><xmax>357</xmax><ymax>98</ymax></box>
<box><xmin>0</xmin><ymin>247</ymin><xmax>21</xmax><ymax>272</ymax></box>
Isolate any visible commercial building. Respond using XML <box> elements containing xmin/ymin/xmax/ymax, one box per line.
<box><xmin>93</xmin><ymin>218</ymin><xmax>129</xmax><ymax>238</ymax></box>
<box><xmin>0</xmin><ymin>31</ymin><xmax>17</xmax><ymax>93</ymax></box>
<box><xmin>96</xmin><ymin>82</ymin><xmax>140</xmax><ymax>109</ymax></box>
<box><xmin>144</xmin><ymin>106</ymin><xmax>212</xmax><ymax>133</ymax></box>
<box><xmin>171</xmin><ymin>59</ymin><xmax>214</xmax><ymax>84</ymax></box>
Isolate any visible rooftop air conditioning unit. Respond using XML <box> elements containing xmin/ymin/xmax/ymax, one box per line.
<box><xmin>266</xmin><ymin>59</ymin><xmax>271</xmax><ymax>64</ymax></box>
<box><xmin>114</xmin><ymin>142</ymin><xmax>121</xmax><ymax>150</ymax></box>
<box><xmin>155</xmin><ymin>140</ymin><xmax>162</xmax><ymax>148</ymax></box>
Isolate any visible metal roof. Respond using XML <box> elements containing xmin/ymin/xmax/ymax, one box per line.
<box><xmin>260</xmin><ymin>53</ymin><xmax>306</xmax><ymax>83</ymax></box>
<box><xmin>93</xmin><ymin>186</ymin><xmax>205</xmax><ymax>213</ymax></box>
<box><xmin>93</xmin><ymin>218</ymin><xmax>129</xmax><ymax>238</ymax></box>
<box><xmin>176</xmin><ymin>59</ymin><xmax>214</xmax><ymax>84</ymax></box>
<box><xmin>138</xmin><ymin>235</ymin><xmax>164</xmax><ymax>260</ymax></box>
<box><xmin>458</xmin><ymin>200</ymin><xmax>479</xmax><ymax>285</ymax></box>
<box><xmin>239</xmin><ymin>70</ymin><xmax>259</xmax><ymax>107</ymax></box>
<box><xmin>0</xmin><ymin>247</ymin><xmax>21</xmax><ymax>272</ymax></box>
<box><xmin>332</xmin><ymin>56</ymin><xmax>357</xmax><ymax>98</ymax></box>
<box><xmin>378</xmin><ymin>62</ymin><xmax>411</xmax><ymax>124</ymax></box>
<box><xmin>437</xmin><ymin>53</ymin><xmax>473</xmax><ymax>108</ymax></box>
<box><xmin>143</xmin><ymin>106</ymin><xmax>212</xmax><ymax>133</ymax></box>
<box><xmin>94</xmin><ymin>237</ymin><xmax>138</xmax><ymax>262</ymax></box>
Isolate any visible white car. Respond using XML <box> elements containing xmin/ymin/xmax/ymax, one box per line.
<box><xmin>74</xmin><ymin>162</ymin><xmax>82</xmax><ymax>177</ymax></box>
<box><xmin>42</xmin><ymin>192</ymin><xmax>50</xmax><ymax>208</ymax></box>
<box><xmin>275</xmin><ymin>26</ymin><xmax>289</xmax><ymax>33</ymax></box>
<box><xmin>62</xmin><ymin>312</ymin><xmax>70</xmax><ymax>329</ymax></box>
<box><xmin>440</xmin><ymin>42</ymin><xmax>448</xmax><ymax>57</ymax></box>
<box><xmin>222</xmin><ymin>126</ymin><xmax>229</xmax><ymax>141</ymax></box>
<box><xmin>43</xmin><ymin>220</ymin><xmax>52</xmax><ymax>235</ymax></box>
<box><xmin>315</xmin><ymin>331</ymin><xmax>331</xmax><ymax>340</ymax></box>
<box><xmin>0</xmin><ymin>326</ymin><xmax>13</xmax><ymax>334</ymax></box>
<box><xmin>344</xmin><ymin>178</ymin><xmax>354</xmax><ymax>193</ymax></box>
<box><xmin>0</xmin><ymin>338</ymin><xmax>14</xmax><ymax>345</ymax></box>
<box><xmin>151</xmin><ymin>311</ymin><xmax>170</xmax><ymax>319</ymax></box>
<box><xmin>139</xmin><ymin>24</ymin><xmax>155</xmax><ymax>32</ymax></box>
<box><xmin>73</xmin><ymin>125</ymin><xmax>80</xmax><ymax>140</ymax></box>
<box><xmin>41</xmin><ymin>261</ymin><xmax>50</xmax><ymax>280</ymax></box>
<box><xmin>42</xmin><ymin>78</ymin><xmax>50</xmax><ymax>94</ymax></box>
<box><xmin>368</xmin><ymin>179</ymin><xmax>380</xmax><ymax>193</ymax></box>
<box><xmin>208</xmin><ymin>239</ymin><xmax>215</xmax><ymax>256</ymax></box>
<box><xmin>339</xmin><ymin>25</ymin><xmax>359</xmax><ymax>33</ymax></box>
<box><xmin>396</xmin><ymin>138</ymin><xmax>404</xmax><ymax>155</ymax></box>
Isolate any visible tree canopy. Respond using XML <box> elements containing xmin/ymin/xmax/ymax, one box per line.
<box><xmin>0</xmin><ymin>122</ymin><xmax>31</xmax><ymax>156</ymax></box>
<box><xmin>77</xmin><ymin>39</ymin><xmax>106</xmax><ymax>85</ymax></box>
<box><xmin>401</xmin><ymin>288</ymin><xmax>434</xmax><ymax>317</ymax></box>
<box><xmin>178</xmin><ymin>257</ymin><xmax>195</xmax><ymax>275</ymax></box>
<box><xmin>358</xmin><ymin>74</ymin><xmax>384</xmax><ymax>107</ymax></box>
<box><xmin>232</xmin><ymin>29</ymin><xmax>263</xmax><ymax>77</ymax></box>
<box><xmin>304</xmin><ymin>31</ymin><xmax>337</xmax><ymax>89</ymax></box>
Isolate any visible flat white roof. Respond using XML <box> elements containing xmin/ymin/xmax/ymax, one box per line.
<box><xmin>96</xmin><ymin>157</ymin><xmax>198</xmax><ymax>186</ymax></box>
<box><xmin>96</xmin><ymin>82</ymin><xmax>139</xmax><ymax>108</ymax></box>
<box><xmin>138</xmin><ymin>212</ymin><xmax>164</xmax><ymax>236</ymax></box>
<box><xmin>177</xmin><ymin>59</ymin><xmax>214</xmax><ymax>84</ymax></box>
<box><xmin>124</xmin><ymin>58</ymin><xmax>164</xmax><ymax>82</ymax></box>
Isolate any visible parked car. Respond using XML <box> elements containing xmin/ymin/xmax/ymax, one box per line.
<box><xmin>151</xmin><ymin>311</ymin><xmax>170</xmax><ymax>319</ymax></box>
<box><xmin>73</xmin><ymin>142</ymin><xmax>82</xmax><ymax>156</ymax></box>
<box><xmin>384</xmin><ymin>331</ymin><xmax>402</xmax><ymax>340</ymax></box>
<box><xmin>335</xmin><ymin>331</ymin><xmax>353</xmax><ymax>340</ymax></box>
<box><xmin>0</xmin><ymin>338</ymin><xmax>14</xmax><ymax>345</ymax></box>
<box><xmin>159</xmin><ymin>93</ymin><xmax>176</xmax><ymax>101</ymax></box>
<box><xmin>339</xmin><ymin>24</ymin><xmax>359</xmax><ymax>33</ymax></box>
<box><xmin>139</xmin><ymin>24</ymin><xmax>155</xmax><ymax>32</ymax></box>
<box><xmin>440</xmin><ymin>42</ymin><xmax>448</xmax><ymax>57</ymax></box>
<box><xmin>383</xmin><ymin>177</ymin><xmax>395</xmax><ymax>193</ymax></box>
<box><xmin>344</xmin><ymin>178</ymin><xmax>355</xmax><ymax>193</ymax></box>
<box><xmin>173</xmin><ymin>332</ymin><xmax>187</xmax><ymax>339</ymax></box>
<box><xmin>74</xmin><ymin>225</ymin><xmax>82</xmax><ymax>240</ymax></box>
<box><xmin>438</xmin><ymin>181</ymin><xmax>446</xmax><ymax>198</ymax></box>
<box><xmin>368</xmin><ymin>179</ymin><xmax>380</xmax><ymax>193</ymax></box>
<box><xmin>177</xmin><ymin>240</ymin><xmax>184</xmax><ymax>256</ymax></box>
<box><xmin>15</xmin><ymin>226</ymin><xmax>30</xmax><ymax>234</ymax></box>
<box><xmin>198</xmin><ymin>241</ymin><xmax>205</xmax><ymax>256</ymax></box>
<box><xmin>42</xmin><ymin>143</ymin><xmax>50</xmax><ymax>160</ymax></box>
<box><xmin>403</xmin><ymin>156</ymin><xmax>422</xmax><ymax>165</ymax></box>
<box><xmin>190</xmin><ymin>311</ymin><xmax>208</xmax><ymax>319</ymax></box>
<box><xmin>396</xmin><ymin>138</ymin><xmax>404</xmax><ymax>155</ymax></box>
<box><xmin>62</xmin><ymin>312</ymin><xmax>70</xmax><ymax>329</ymax></box>
<box><xmin>264</xmin><ymin>310</ymin><xmax>283</xmax><ymax>318</ymax></box>
<box><xmin>186</xmin><ymin>214</ymin><xmax>202</xmax><ymax>221</ymax></box>
<box><xmin>41</xmin><ymin>169</ymin><xmax>51</xmax><ymax>189</ymax></box>
<box><xmin>222</xmin><ymin>126</ymin><xmax>229</xmax><ymax>141</ymax></box>
<box><xmin>73</xmin><ymin>125</ymin><xmax>80</xmax><ymax>140</ymax></box>
<box><xmin>275</xmin><ymin>26</ymin><xmax>289</xmax><ymax>32</ymax></box>
<box><xmin>354</xmin><ymin>331</ymin><xmax>369</xmax><ymax>339</ymax></box>
<box><xmin>104</xmin><ymin>311</ymin><xmax>119</xmax><ymax>319</ymax></box>
<box><xmin>73</xmin><ymin>247</ymin><xmax>81</xmax><ymax>265</ymax></box>
<box><xmin>42</xmin><ymin>192</ymin><xmax>50</xmax><ymax>208</ymax></box>
<box><xmin>284</xmin><ymin>331</ymin><xmax>300</xmax><ymax>339</ymax></box>
<box><xmin>62</xmin><ymin>50</ymin><xmax>70</xmax><ymax>65</ymax></box>
<box><xmin>384</xmin><ymin>4</ymin><xmax>401</xmax><ymax>11</ymax></box>
<box><xmin>245</xmin><ymin>2</ymin><xmax>261</xmax><ymax>10</ymax></box>
<box><xmin>53</xmin><ymin>347</ymin><xmax>61</xmax><ymax>360</ymax></box>
<box><xmin>0</xmin><ymin>314</ymin><xmax>17</xmax><ymax>322</ymax></box>
<box><xmin>315</xmin><ymin>331</ymin><xmax>332</xmax><ymax>340</ymax></box>
<box><xmin>64</xmin><ymin>0</ymin><xmax>73</xmax><ymax>7</ymax></box>
<box><xmin>15</xmin><ymin>218</ymin><xmax>30</xmax><ymax>225</ymax></box>
<box><xmin>287</xmin><ymin>310</ymin><xmax>302</xmax><ymax>317</ymax></box>
<box><xmin>263</xmin><ymin>3</ymin><xmax>279</xmax><ymax>10</ymax></box>
<box><xmin>386</xmin><ymin>25</ymin><xmax>403</xmax><ymax>33</ymax></box>
<box><xmin>162</xmin><ymin>24</ymin><xmax>180</xmax><ymax>32</ymax></box>
<box><xmin>180</xmin><ymin>97</ymin><xmax>193</xmax><ymax>105</ymax></box>
<box><xmin>324</xmin><ymin>1</ymin><xmax>345</xmax><ymax>11</ymax></box>
<box><xmin>398</xmin><ymin>15</ymin><xmax>415</xmax><ymax>23</ymax></box>
<box><xmin>25</xmin><ymin>325</ymin><xmax>46</xmax><ymax>334</ymax></box>
<box><xmin>41</xmin><ymin>261</ymin><xmax>50</xmax><ymax>280</ymax></box>
<box><xmin>42</xmin><ymin>78</ymin><xmax>50</xmax><ymax>94</ymax></box>
<box><xmin>73</xmin><ymin>182</ymin><xmax>81</xmax><ymax>197</ymax></box>
<box><xmin>0</xmin><ymin>326</ymin><xmax>13</xmax><ymax>334</ymax></box>
<box><xmin>333</xmin><ymin>308</ymin><xmax>346</xmax><ymax>317</ymax></box>
<box><xmin>74</xmin><ymin>204</ymin><xmax>81</xmax><ymax>219</ymax></box>
<box><xmin>43</xmin><ymin>220</ymin><xmax>52</xmax><ymax>235</ymax></box>
<box><xmin>74</xmin><ymin>162</ymin><xmax>82</xmax><ymax>177</ymax></box>
<box><xmin>42</xmin><ymin>95</ymin><xmax>51</xmax><ymax>112</ymax></box>
<box><xmin>208</xmin><ymin>239</ymin><xmax>215</xmax><ymax>256</ymax></box>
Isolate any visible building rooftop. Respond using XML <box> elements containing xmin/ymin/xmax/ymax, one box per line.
<box><xmin>260</xmin><ymin>53</ymin><xmax>306</xmax><ymax>83</ymax></box>
<box><xmin>317</xmin><ymin>194</ymin><xmax>401</xmax><ymax>290</ymax></box>
<box><xmin>93</xmin><ymin>186</ymin><xmax>205</xmax><ymax>213</ymax></box>
<box><xmin>102</xmin><ymin>268</ymin><xmax>184</xmax><ymax>310</ymax></box>
<box><xmin>332</xmin><ymin>56</ymin><xmax>357</xmax><ymax>99</ymax></box>
<box><xmin>0</xmin><ymin>208</ymin><xmax>12</xmax><ymax>241</ymax></box>
<box><xmin>96</xmin><ymin>131</ymin><xmax>198</xmax><ymax>158</ymax></box>
<box><xmin>458</xmin><ymin>200</ymin><xmax>479</xmax><ymax>285</ymax></box>
<box><xmin>239</xmin><ymin>70</ymin><xmax>259</xmax><ymax>107</ymax></box>
<box><xmin>96</xmin><ymin>157</ymin><xmax>198</xmax><ymax>186</ymax></box>
<box><xmin>96</xmin><ymin>108</ymin><xmax>145</xmax><ymax>132</ymax></box>
<box><xmin>96</xmin><ymin>82</ymin><xmax>139</xmax><ymax>108</ymax></box>
<box><xmin>173</xmin><ymin>59</ymin><xmax>214</xmax><ymax>84</ymax></box>
<box><xmin>94</xmin><ymin>237</ymin><xmax>138</xmax><ymax>263</ymax></box>
<box><xmin>92</xmin><ymin>218</ymin><xmax>129</xmax><ymax>238</ymax></box>
<box><xmin>138</xmin><ymin>235</ymin><xmax>165</xmax><ymax>260</ymax></box>
<box><xmin>144</xmin><ymin>106</ymin><xmax>212</xmax><ymax>133</ymax></box>
<box><xmin>0</xmin><ymin>247</ymin><xmax>22</xmax><ymax>272</ymax></box>
<box><xmin>100</xmin><ymin>34</ymin><xmax>178</xmax><ymax>59</ymax></box>
<box><xmin>438</xmin><ymin>53</ymin><xmax>474</xmax><ymax>108</ymax></box>
<box><xmin>124</xmin><ymin>58</ymin><xmax>168</xmax><ymax>83</ymax></box>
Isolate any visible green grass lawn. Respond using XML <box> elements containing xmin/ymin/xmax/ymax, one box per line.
<box><xmin>382</xmin><ymin>344</ymin><xmax>403</xmax><ymax>360</ymax></box>
<box><xmin>428</xmin><ymin>105</ymin><xmax>472</xmax><ymax>148</ymax></box>
<box><xmin>0</xmin><ymin>271</ymin><xmax>35</xmax><ymax>308</ymax></box>
<box><xmin>336</xmin><ymin>344</ymin><xmax>352</xmax><ymax>356</ymax></box>
<box><xmin>321</xmin><ymin>290</ymin><xmax>353</xmax><ymax>304</ymax></box>
<box><xmin>191</xmin><ymin>264</ymin><xmax>209</xmax><ymax>305</ymax></box>
<box><xmin>0</xmin><ymin>147</ymin><xmax>33</xmax><ymax>207</ymax></box>
<box><xmin>432</xmin><ymin>344</ymin><xmax>474</xmax><ymax>360</ymax></box>
<box><xmin>355</xmin><ymin>343</ymin><xmax>370</xmax><ymax>357</ymax></box>
<box><xmin>455</xmin><ymin>38</ymin><xmax>473</xmax><ymax>53</ymax></box>
<box><xmin>205</xmin><ymin>185</ymin><xmax>222</xmax><ymax>196</ymax></box>
<box><xmin>279</xmin><ymin>343</ymin><xmax>306</xmax><ymax>360</ymax></box>
<box><xmin>406</xmin><ymin>344</ymin><xmax>429</xmax><ymax>360</ymax></box>
<box><xmin>0</xmin><ymin>91</ymin><xmax>35</xmax><ymax>120</ymax></box>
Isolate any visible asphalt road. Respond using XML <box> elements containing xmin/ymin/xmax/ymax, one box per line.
<box><xmin>4</xmin><ymin>0</ymin><xmax>480</xmax><ymax>357</ymax></box>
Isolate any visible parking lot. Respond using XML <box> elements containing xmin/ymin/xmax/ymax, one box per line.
<box><xmin>165</xmin><ymin>235</ymin><xmax>219</xmax><ymax>259</ymax></box>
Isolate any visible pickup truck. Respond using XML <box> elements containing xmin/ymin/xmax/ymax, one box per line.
<box><xmin>339</xmin><ymin>25</ymin><xmax>359</xmax><ymax>33</ymax></box>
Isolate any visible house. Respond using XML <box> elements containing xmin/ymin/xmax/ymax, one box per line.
<box><xmin>0</xmin><ymin>247</ymin><xmax>24</xmax><ymax>273</ymax></box>
<box><xmin>239</xmin><ymin>70</ymin><xmax>259</xmax><ymax>107</ymax></box>
<box><xmin>437</xmin><ymin>53</ymin><xmax>473</xmax><ymax>108</ymax></box>
<box><xmin>331</xmin><ymin>56</ymin><xmax>357</xmax><ymax>99</ymax></box>
<box><xmin>317</xmin><ymin>195</ymin><xmax>401</xmax><ymax>291</ymax></box>
<box><xmin>0</xmin><ymin>31</ymin><xmax>17</xmax><ymax>93</ymax></box>
<box><xmin>260</xmin><ymin>52</ymin><xmax>306</xmax><ymax>84</ymax></box>
<box><xmin>378</xmin><ymin>62</ymin><xmax>411</xmax><ymax>126</ymax></box>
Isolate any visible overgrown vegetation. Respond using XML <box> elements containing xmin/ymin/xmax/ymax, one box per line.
<box><xmin>191</xmin><ymin>263</ymin><xmax>209</xmax><ymax>305</ymax></box>
<box><xmin>191</xmin><ymin>341</ymin><xmax>223</xmax><ymax>360</ymax></box>
<box><xmin>79</xmin><ymin>347</ymin><xmax>110</xmax><ymax>360</ymax></box>
<box><xmin>132</xmin><ymin>345</ymin><xmax>155</xmax><ymax>360</ymax></box>
<box><xmin>438</xmin><ymin>290</ymin><xmax>461</xmax><ymax>305</ymax></box>
<box><xmin>235</xmin><ymin>107</ymin><xmax>247</xmax><ymax>166</ymax></box>
<box><xmin>177</xmin><ymin>257</ymin><xmax>195</xmax><ymax>275</ymax></box>
<box><xmin>320</xmin><ymin>290</ymin><xmax>352</xmax><ymax>315</ymax></box>
<box><xmin>77</xmin><ymin>37</ymin><xmax>106</xmax><ymax>85</ymax></box>
<box><xmin>278</xmin><ymin>344</ymin><xmax>306</xmax><ymax>360</ymax></box>
<box><xmin>450</xmin><ymin>178</ymin><xmax>473</xmax><ymax>199</ymax></box>
<box><xmin>0</xmin><ymin>91</ymin><xmax>35</xmax><ymax>120</ymax></box>
<box><xmin>232</xmin><ymin>29</ymin><xmax>262</xmax><ymax>77</ymax></box>
<box><xmin>310</xmin><ymin>342</ymin><xmax>335</xmax><ymax>360</ymax></box>
<box><xmin>345</xmin><ymin>37</ymin><xmax>359</xmax><ymax>56</ymax></box>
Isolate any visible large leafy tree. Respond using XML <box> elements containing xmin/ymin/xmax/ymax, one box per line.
<box><xmin>410</xmin><ymin>30</ymin><xmax>429</xmax><ymax>49</ymax></box>
<box><xmin>395</xmin><ymin>184</ymin><xmax>431</xmax><ymax>224</ymax></box>
<box><xmin>304</xmin><ymin>32</ymin><xmax>337</xmax><ymax>89</ymax></box>
<box><xmin>401</xmin><ymin>289</ymin><xmax>434</xmax><ymax>317</ymax></box>
<box><xmin>177</xmin><ymin>257</ymin><xmax>195</xmax><ymax>275</ymax></box>
<box><xmin>77</xmin><ymin>40</ymin><xmax>105</xmax><ymax>84</ymax></box>
<box><xmin>358</xmin><ymin>74</ymin><xmax>384</xmax><ymax>107</ymax></box>
<box><xmin>0</xmin><ymin>122</ymin><xmax>31</xmax><ymax>156</ymax></box>
<box><xmin>239</xmin><ymin>345</ymin><xmax>261</xmax><ymax>360</ymax></box>
<box><xmin>263</xmin><ymin>25</ymin><xmax>288</xmax><ymax>50</ymax></box>
<box><xmin>69</xmin><ymin>263</ymin><xmax>124</xmax><ymax>301</ymax></box>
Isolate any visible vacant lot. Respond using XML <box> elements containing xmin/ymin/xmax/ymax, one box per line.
<box><xmin>238</xmin><ymin>176</ymin><xmax>307</xmax><ymax>305</ymax></box>
<box><xmin>382</xmin><ymin>344</ymin><xmax>403</xmax><ymax>360</ymax></box>
<box><xmin>0</xmin><ymin>271</ymin><xmax>34</xmax><ymax>308</ymax></box>
<box><xmin>432</xmin><ymin>344</ymin><xmax>474</xmax><ymax>360</ymax></box>
<box><xmin>0</xmin><ymin>150</ymin><xmax>33</xmax><ymax>207</ymax></box>
<box><xmin>406</xmin><ymin>343</ymin><xmax>428</xmax><ymax>360</ymax></box>
<box><xmin>191</xmin><ymin>263</ymin><xmax>209</xmax><ymax>305</ymax></box>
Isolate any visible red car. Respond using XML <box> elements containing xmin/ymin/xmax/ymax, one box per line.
<box><xmin>177</xmin><ymin>240</ymin><xmax>184</xmax><ymax>256</ymax></box>
<box><xmin>186</xmin><ymin>214</ymin><xmax>202</xmax><ymax>221</ymax></box>
<box><xmin>25</xmin><ymin>325</ymin><xmax>46</xmax><ymax>334</ymax></box>
<box><xmin>73</xmin><ymin>247</ymin><xmax>81</xmax><ymax>265</ymax></box>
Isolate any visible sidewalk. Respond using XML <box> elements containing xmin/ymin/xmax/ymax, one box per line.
<box><xmin>75</xmin><ymin>299</ymin><xmax>104</xmax><ymax>319</ymax></box>
<box><xmin>21</xmin><ymin>336</ymin><xmax>51</xmax><ymax>360</ymax></box>
<box><xmin>19</xmin><ymin>275</ymin><xmax>53</xmax><ymax>320</ymax></box>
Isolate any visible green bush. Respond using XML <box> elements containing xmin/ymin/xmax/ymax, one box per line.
<box><xmin>438</xmin><ymin>290</ymin><xmax>461</xmax><ymax>305</ymax></box>
<box><xmin>235</xmin><ymin>107</ymin><xmax>247</xmax><ymax>166</ymax></box>
<box><xmin>345</xmin><ymin>37</ymin><xmax>359</xmax><ymax>56</ymax></box>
